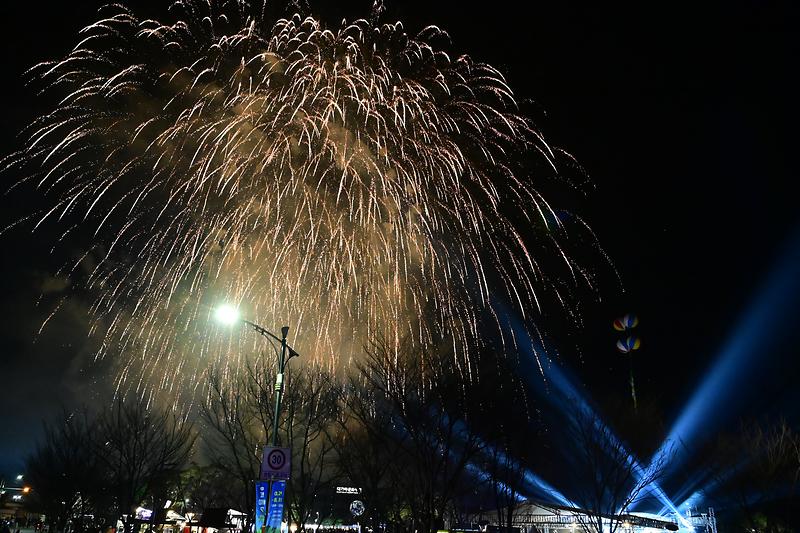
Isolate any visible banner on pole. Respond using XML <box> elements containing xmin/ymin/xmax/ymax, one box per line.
<box><xmin>254</xmin><ymin>481</ymin><xmax>269</xmax><ymax>533</ymax></box>
<box><xmin>266</xmin><ymin>480</ymin><xmax>286</xmax><ymax>532</ymax></box>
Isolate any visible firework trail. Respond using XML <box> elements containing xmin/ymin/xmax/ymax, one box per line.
<box><xmin>4</xmin><ymin>1</ymin><xmax>591</xmax><ymax>399</ymax></box>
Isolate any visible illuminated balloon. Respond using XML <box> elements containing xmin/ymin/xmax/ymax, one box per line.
<box><xmin>616</xmin><ymin>335</ymin><xmax>641</xmax><ymax>353</ymax></box>
<box><xmin>613</xmin><ymin>314</ymin><xmax>639</xmax><ymax>331</ymax></box>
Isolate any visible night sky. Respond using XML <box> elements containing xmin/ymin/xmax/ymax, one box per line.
<box><xmin>1</xmin><ymin>0</ymin><xmax>799</xmax><ymax>494</ymax></box>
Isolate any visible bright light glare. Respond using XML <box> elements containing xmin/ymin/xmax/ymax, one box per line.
<box><xmin>215</xmin><ymin>304</ymin><xmax>241</xmax><ymax>326</ymax></box>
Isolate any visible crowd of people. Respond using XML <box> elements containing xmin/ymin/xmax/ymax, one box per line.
<box><xmin>0</xmin><ymin>519</ymin><xmax>46</xmax><ymax>533</ymax></box>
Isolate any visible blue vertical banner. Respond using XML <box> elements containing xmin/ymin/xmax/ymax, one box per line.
<box><xmin>266</xmin><ymin>480</ymin><xmax>287</xmax><ymax>532</ymax></box>
<box><xmin>255</xmin><ymin>481</ymin><xmax>269</xmax><ymax>533</ymax></box>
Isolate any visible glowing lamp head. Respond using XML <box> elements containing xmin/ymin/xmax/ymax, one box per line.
<box><xmin>22</xmin><ymin>487</ymin><xmax>31</xmax><ymax>494</ymax></box>
<box><xmin>215</xmin><ymin>304</ymin><xmax>241</xmax><ymax>326</ymax></box>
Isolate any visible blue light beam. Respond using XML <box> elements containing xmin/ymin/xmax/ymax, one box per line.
<box><xmin>647</xmin><ymin>226</ymin><xmax>800</xmax><ymax>484</ymax></box>
<box><xmin>496</xmin><ymin>306</ymin><xmax>684</xmax><ymax>520</ymax></box>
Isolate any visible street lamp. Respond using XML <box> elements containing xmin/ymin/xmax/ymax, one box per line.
<box><xmin>214</xmin><ymin>304</ymin><xmax>300</xmax><ymax>446</ymax></box>
<box><xmin>215</xmin><ymin>304</ymin><xmax>299</xmax><ymax>533</ymax></box>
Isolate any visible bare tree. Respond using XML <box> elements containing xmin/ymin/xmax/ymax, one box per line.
<box><xmin>710</xmin><ymin>420</ymin><xmax>800</xmax><ymax>533</ymax></box>
<box><xmin>97</xmin><ymin>399</ymin><xmax>195</xmax><ymax>533</ymax></box>
<box><xmin>566</xmin><ymin>404</ymin><xmax>671</xmax><ymax>533</ymax></box>
<box><xmin>333</xmin><ymin>373</ymin><xmax>408</xmax><ymax>533</ymax></box>
<box><xmin>355</xmin><ymin>339</ymin><xmax>483</xmax><ymax>533</ymax></box>
<box><xmin>174</xmin><ymin>463</ymin><xmax>242</xmax><ymax>518</ymax></box>
<box><xmin>467</xmin><ymin>351</ymin><xmax>539</xmax><ymax>533</ymax></box>
<box><xmin>202</xmin><ymin>368</ymin><xmax>264</xmax><ymax>528</ymax></box>
<box><xmin>202</xmin><ymin>358</ymin><xmax>340</xmax><ymax>532</ymax></box>
<box><xmin>281</xmin><ymin>366</ymin><xmax>341</xmax><ymax>531</ymax></box>
<box><xmin>482</xmin><ymin>437</ymin><xmax>527</xmax><ymax>533</ymax></box>
<box><xmin>26</xmin><ymin>410</ymin><xmax>105</xmax><ymax>533</ymax></box>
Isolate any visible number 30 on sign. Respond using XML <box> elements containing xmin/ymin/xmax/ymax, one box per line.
<box><xmin>261</xmin><ymin>446</ymin><xmax>292</xmax><ymax>480</ymax></box>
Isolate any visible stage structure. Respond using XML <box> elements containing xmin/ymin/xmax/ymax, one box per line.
<box><xmin>470</xmin><ymin>501</ymin><xmax>718</xmax><ymax>533</ymax></box>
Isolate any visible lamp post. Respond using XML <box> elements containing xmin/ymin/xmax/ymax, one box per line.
<box><xmin>215</xmin><ymin>304</ymin><xmax>298</xmax><ymax>533</ymax></box>
<box><xmin>215</xmin><ymin>304</ymin><xmax>299</xmax><ymax>446</ymax></box>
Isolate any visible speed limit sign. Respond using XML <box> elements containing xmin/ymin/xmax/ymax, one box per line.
<box><xmin>261</xmin><ymin>446</ymin><xmax>292</xmax><ymax>480</ymax></box>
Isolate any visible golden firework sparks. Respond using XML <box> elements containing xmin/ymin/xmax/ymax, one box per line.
<box><xmin>4</xmin><ymin>1</ymin><xmax>592</xmax><ymax>401</ymax></box>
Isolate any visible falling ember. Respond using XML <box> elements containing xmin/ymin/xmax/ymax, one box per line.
<box><xmin>3</xmin><ymin>1</ymin><xmax>592</xmax><ymax>398</ymax></box>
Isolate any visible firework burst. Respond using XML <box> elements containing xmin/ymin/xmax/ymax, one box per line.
<box><xmin>4</xmin><ymin>0</ymin><xmax>591</xmax><ymax>399</ymax></box>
